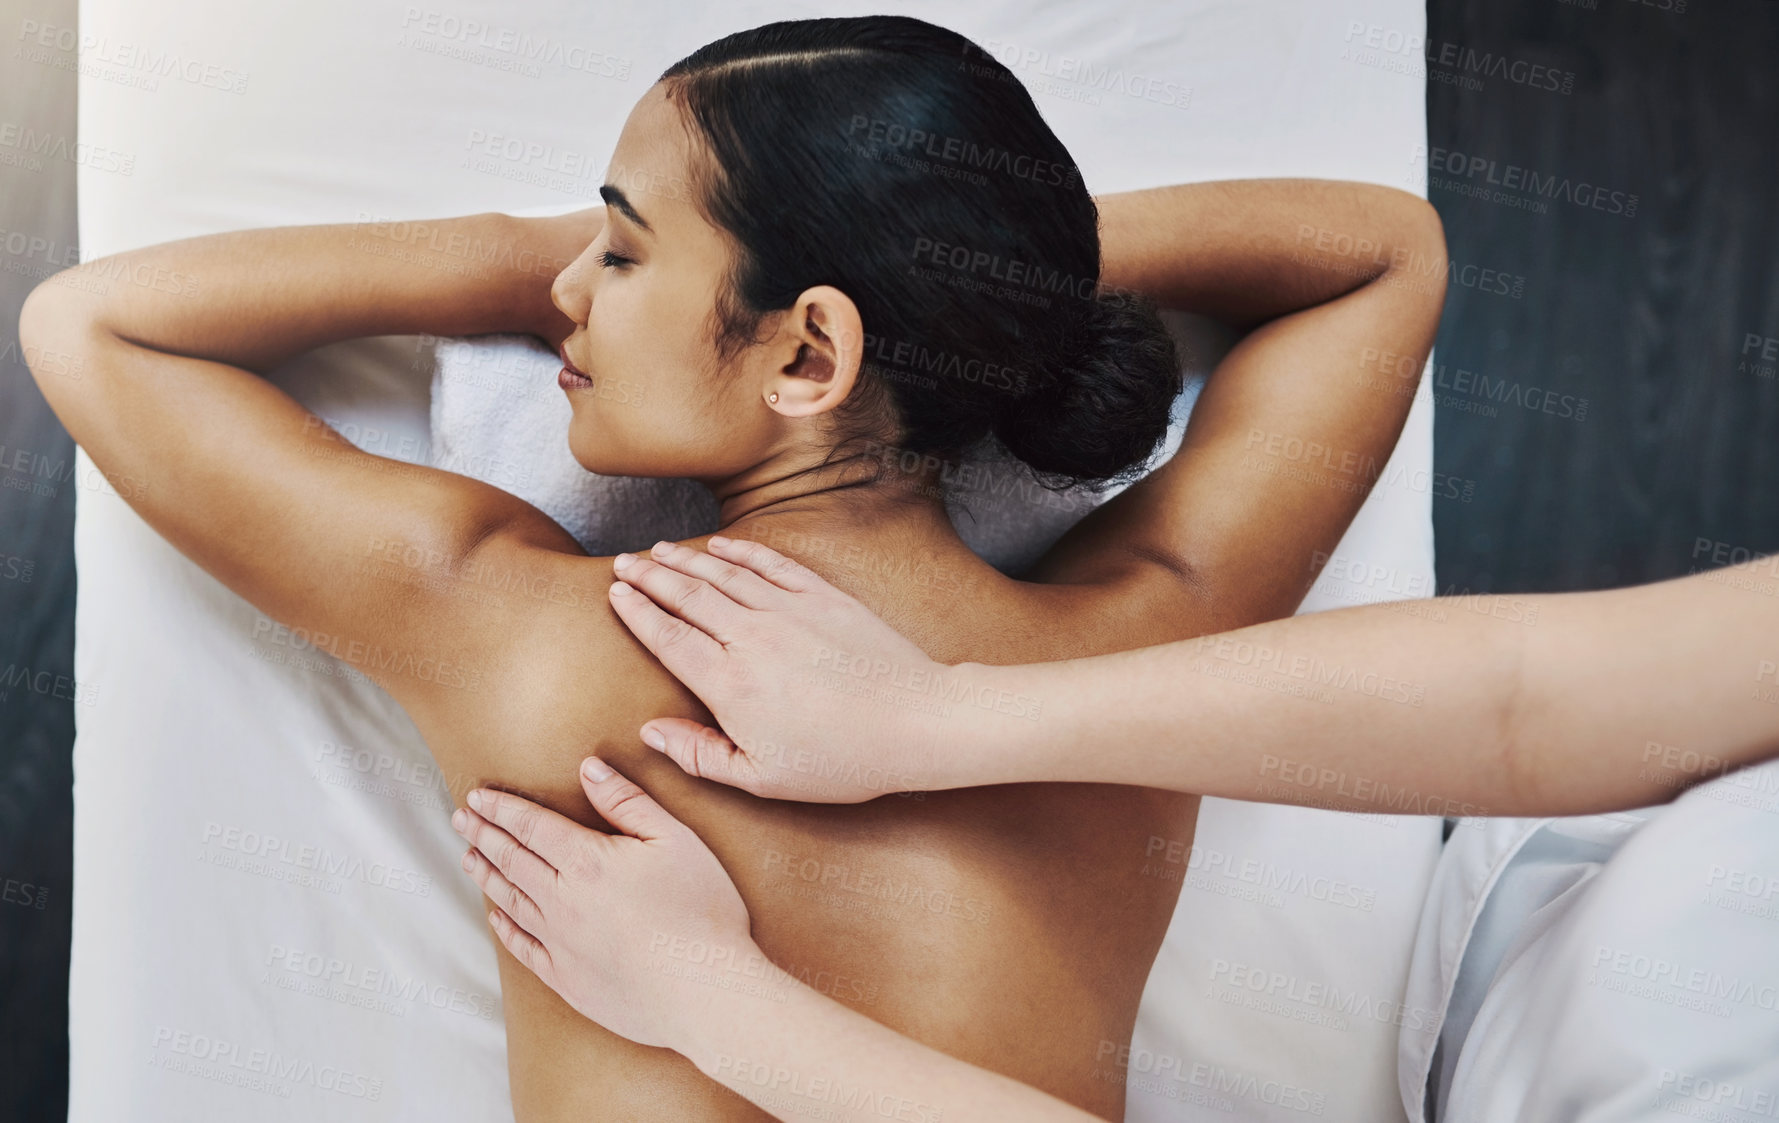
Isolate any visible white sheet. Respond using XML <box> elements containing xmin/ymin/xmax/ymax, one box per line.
<box><xmin>70</xmin><ymin>2</ymin><xmax>1439</xmax><ymax>1119</ymax></box>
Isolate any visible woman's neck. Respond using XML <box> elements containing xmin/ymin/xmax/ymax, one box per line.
<box><xmin>707</xmin><ymin>445</ymin><xmax>957</xmax><ymax>543</ymax></box>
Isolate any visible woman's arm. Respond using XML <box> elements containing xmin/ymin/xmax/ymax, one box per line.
<box><xmin>1040</xmin><ymin>179</ymin><xmax>1446</xmax><ymax>634</ymax></box>
<box><xmin>603</xmin><ymin>538</ymin><xmax>1779</xmax><ymax>817</ymax></box>
<box><xmin>31</xmin><ymin>208</ymin><xmax>601</xmax><ymax>370</ymax></box>
<box><xmin>17</xmin><ymin>210</ymin><xmax>604</xmax><ymax>700</ymax></box>
<box><xmin>451</xmin><ymin>760</ymin><xmax>1098</xmax><ymax>1123</ymax></box>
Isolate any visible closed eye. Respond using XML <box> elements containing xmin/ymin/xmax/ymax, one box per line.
<box><xmin>599</xmin><ymin>250</ymin><xmax>634</xmax><ymax>269</ymax></box>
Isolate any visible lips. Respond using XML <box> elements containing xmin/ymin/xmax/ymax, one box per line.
<box><xmin>558</xmin><ymin>343</ymin><xmax>594</xmax><ymax>391</ymax></box>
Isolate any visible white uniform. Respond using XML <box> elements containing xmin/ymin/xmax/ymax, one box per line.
<box><xmin>1402</xmin><ymin>763</ymin><xmax>1779</xmax><ymax>1122</ymax></box>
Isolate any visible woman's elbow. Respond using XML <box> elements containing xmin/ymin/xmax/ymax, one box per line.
<box><xmin>1381</xmin><ymin>193</ymin><xmax>1449</xmax><ymax>324</ymax></box>
<box><xmin>1406</xmin><ymin>195</ymin><xmax>1448</xmax><ymax>274</ymax></box>
<box><xmin>18</xmin><ymin>274</ymin><xmax>108</xmax><ymax>402</ymax></box>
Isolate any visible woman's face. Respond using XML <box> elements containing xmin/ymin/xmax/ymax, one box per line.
<box><xmin>551</xmin><ymin>82</ymin><xmax>850</xmax><ymax>483</ymax></box>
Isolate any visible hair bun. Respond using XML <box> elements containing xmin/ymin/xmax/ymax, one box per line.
<box><xmin>665</xmin><ymin>16</ymin><xmax>1184</xmax><ymax>490</ymax></box>
<box><xmin>989</xmin><ymin>290</ymin><xmax>1183</xmax><ymax>489</ymax></box>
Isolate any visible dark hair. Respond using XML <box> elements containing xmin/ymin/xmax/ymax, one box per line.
<box><xmin>659</xmin><ymin>15</ymin><xmax>1181</xmax><ymax>489</ymax></box>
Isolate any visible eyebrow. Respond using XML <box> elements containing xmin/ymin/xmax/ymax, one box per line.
<box><xmin>599</xmin><ymin>185</ymin><xmax>655</xmax><ymax>235</ymax></box>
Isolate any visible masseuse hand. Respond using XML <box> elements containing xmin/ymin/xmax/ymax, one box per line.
<box><xmin>608</xmin><ymin>537</ymin><xmax>967</xmax><ymax>802</ymax></box>
<box><xmin>457</xmin><ymin>758</ymin><xmax>1104</xmax><ymax>1123</ymax></box>
<box><xmin>450</xmin><ymin>757</ymin><xmax>753</xmax><ymax>1050</ymax></box>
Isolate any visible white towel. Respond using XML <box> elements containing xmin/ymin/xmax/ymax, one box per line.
<box><xmin>425</xmin><ymin>317</ymin><xmax>1197</xmax><ymax>570</ymax></box>
<box><xmin>426</xmin><ymin>331</ymin><xmax>721</xmax><ymax>554</ymax></box>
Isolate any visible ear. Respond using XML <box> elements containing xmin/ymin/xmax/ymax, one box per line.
<box><xmin>763</xmin><ymin>286</ymin><xmax>864</xmax><ymax>418</ymax></box>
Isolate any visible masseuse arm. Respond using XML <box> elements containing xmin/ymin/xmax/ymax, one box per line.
<box><xmin>16</xmin><ymin>209</ymin><xmax>603</xmax><ymax>700</ymax></box>
<box><xmin>604</xmin><ymin>538</ymin><xmax>1779</xmax><ymax>817</ymax></box>
<box><xmin>1038</xmin><ymin>179</ymin><xmax>1446</xmax><ymax>634</ymax></box>
<box><xmin>449</xmin><ymin>761</ymin><xmax>1099</xmax><ymax>1123</ymax></box>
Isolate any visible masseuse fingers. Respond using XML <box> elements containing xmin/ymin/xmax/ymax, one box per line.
<box><xmin>453</xmin><ymin>797</ymin><xmax>563</xmax><ymax>891</ymax></box>
<box><xmin>487</xmin><ymin>907</ymin><xmax>555</xmax><ymax>988</ymax></box>
<box><xmin>704</xmin><ymin>536</ymin><xmax>829</xmax><ymax>594</ymax></box>
<box><xmin>645</xmin><ymin>540</ymin><xmax>785</xmax><ymax>609</ymax></box>
<box><xmin>579</xmin><ymin>757</ymin><xmax>687</xmax><ymax>844</ymax></box>
<box><xmin>608</xmin><ymin>577</ymin><xmax>725</xmax><ymax>689</ymax></box>
<box><xmin>462</xmin><ymin>845</ymin><xmax>548</xmax><ymax>935</ymax></box>
<box><xmin>638</xmin><ymin>718</ymin><xmax>759</xmax><ymax>794</ymax></box>
<box><xmin>468</xmin><ymin>786</ymin><xmax>607</xmax><ymax>874</ymax></box>
<box><xmin>610</xmin><ymin>552</ymin><xmax>744</xmax><ymax>642</ymax></box>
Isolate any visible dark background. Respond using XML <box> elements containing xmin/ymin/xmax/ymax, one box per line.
<box><xmin>1426</xmin><ymin>0</ymin><xmax>1779</xmax><ymax>592</ymax></box>
<box><xmin>2</xmin><ymin>0</ymin><xmax>80</xmax><ymax>1117</ymax></box>
<box><xmin>2</xmin><ymin>0</ymin><xmax>1775</xmax><ymax>1118</ymax></box>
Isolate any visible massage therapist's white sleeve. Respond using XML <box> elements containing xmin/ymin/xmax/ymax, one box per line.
<box><xmin>1400</xmin><ymin>762</ymin><xmax>1779</xmax><ymax>1123</ymax></box>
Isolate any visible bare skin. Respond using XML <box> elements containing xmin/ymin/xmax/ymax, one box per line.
<box><xmin>442</xmin><ymin>549</ymin><xmax>1779</xmax><ymax>1123</ymax></box>
<box><xmin>20</xmin><ymin>81</ymin><xmax>1444</xmax><ymax>1120</ymax></box>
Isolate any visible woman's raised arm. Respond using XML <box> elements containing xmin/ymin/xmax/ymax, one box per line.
<box><xmin>1045</xmin><ymin>178</ymin><xmax>1446</xmax><ymax>636</ymax></box>
<box><xmin>34</xmin><ymin>208</ymin><xmax>601</xmax><ymax>371</ymax></box>
<box><xmin>17</xmin><ymin>210</ymin><xmax>604</xmax><ymax>703</ymax></box>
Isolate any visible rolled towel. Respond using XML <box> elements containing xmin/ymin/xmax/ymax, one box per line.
<box><xmin>424</xmin><ymin>331</ymin><xmax>719</xmax><ymax>553</ymax></box>
<box><xmin>424</xmin><ymin>331</ymin><xmax>1196</xmax><ymax>571</ymax></box>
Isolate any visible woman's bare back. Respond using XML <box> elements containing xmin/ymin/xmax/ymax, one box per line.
<box><xmin>399</xmin><ymin>508</ymin><xmax>1204</xmax><ymax>1122</ymax></box>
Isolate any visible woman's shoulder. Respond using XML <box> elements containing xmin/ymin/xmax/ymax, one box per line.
<box><xmin>406</xmin><ymin>535</ymin><xmax>710</xmax><ymax>831</ymax></box>
<box><xmin>430</xmin><ymin>527</ymin><xmax>704</xmax><ymax>716</ymax></box>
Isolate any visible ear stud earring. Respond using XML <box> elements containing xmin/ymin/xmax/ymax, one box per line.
<box><xmin>768</xmin><ymin>392</ymin><xmax>779</xmax><ymax>404</ymax></box>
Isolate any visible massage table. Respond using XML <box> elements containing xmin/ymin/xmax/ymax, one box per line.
<box><xmin>70</xmin><ymin>2</ymin><xmax>1445</xmax><ymax>1119</ymax></box>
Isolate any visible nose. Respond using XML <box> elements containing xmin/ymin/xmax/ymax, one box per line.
<box><xmin>550</xmin><ymin>244</ymin><xmax>597</xmax><ymax>324</ymax></box>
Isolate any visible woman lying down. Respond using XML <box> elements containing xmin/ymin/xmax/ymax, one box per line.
<box><xmin>24</xmin><ymin>15</ymin><xmax>1449</xmax><ymax>1122</ymax></box>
